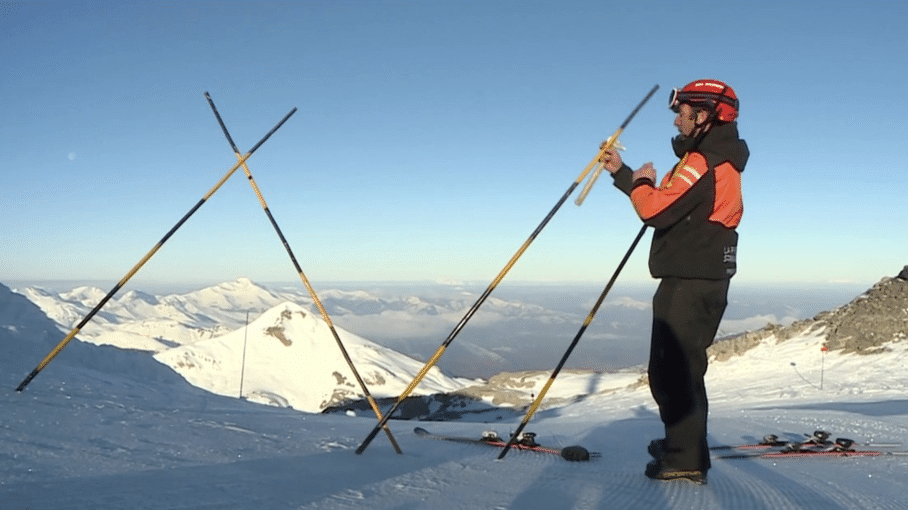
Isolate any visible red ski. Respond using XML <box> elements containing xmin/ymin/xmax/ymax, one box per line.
<box><xmin>413</xmin><ymin>427</ymin><xmax>596</xmax><ymax>462</ymax></box>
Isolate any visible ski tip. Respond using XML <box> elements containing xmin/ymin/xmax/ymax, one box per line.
<box><xmin>560</xmin><ymin>445</ymin><xmax>591</xmax><ymax>462</ymax></box>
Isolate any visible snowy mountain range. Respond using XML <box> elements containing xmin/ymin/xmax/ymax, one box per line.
<box><xmin>12</xmin><ymin>278</ymin><xmax>647</xmax><ymax>415</ymax></box>
<box><xmin>12</xmin><ymin>275</ymin><xmax>908</xmax><ymax>417</ymax></box>
<box><xmin>17</xmin><ymin>279</ymin><xmax>302</xmax><ymax>352</ymax></box>
<box><xmin>20</xmin><ymin>278</ymin><xmax>709</xmax><ymax>381</ymax></box>
<box><xmin>16</xmin><ymin>279</ymin><xmax>465</xmax><ymax>412</ymax></box>
<box><xmin>2</xmin><ymin>271</ymin><xmax>907</xmax><ymax>508</ymax></box>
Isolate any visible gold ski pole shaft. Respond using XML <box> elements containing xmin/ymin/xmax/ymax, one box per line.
<box><xmin>355</xmin><ymin>85</ymin><xmax>659</xmax><ymax>456</ymax></box>
<box><xmin>498</xmin><ymin>224</ymin><xmax>647</xmax><ymax>459</ymax></box>
<box><xmin>204</xmin><ymin>93</ymin><xmax>402</xmax><ymax>454</ymax></box>
<box><xmin>575</xmin><ymin>137</ymin><xmax>626</xmax><ymax>206</ymax></box>
<box><xmin>576</xmin><ymin>84</ymin><xmax>660</xmax><ymax>206</ymax></box>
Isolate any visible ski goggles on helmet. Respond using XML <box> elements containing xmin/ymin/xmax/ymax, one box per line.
<box><xmin>668</xmin><ymin>88</ymin><xmax>684</xmax><ymax>113</ymax></box>
<box><xmin>668</xmin><ymin>88</ymin><xmax>739</xmax><ymax>113</ymax></box>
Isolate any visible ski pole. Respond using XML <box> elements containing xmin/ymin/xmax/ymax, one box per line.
<box><xmin>204</xmin><ymin>93</ymin><xmax>403</xmax><ymax>454</ymax></box>
<box><xmin>498</xmin><ymin>224</ymin><xmax>648</xmax><ymax>460</ymax></box>
<box><xmin>355</xmin><ymin>86</ymin><xmax>658</xmax><ymax>456</ymax></box>
<box><xmin>15</xmin><ymin>106</ymin><xmax>297</xmax><ymax>392</ymax></box>
<box><xmin>575</xmin><ymin>84</ymin><xmax>659</xmax><ymax>206</ymax></box>
<box><xmin>575</xmin><ymin>138</ymin><xmax>623</xmax><ymax>207</ymax></box>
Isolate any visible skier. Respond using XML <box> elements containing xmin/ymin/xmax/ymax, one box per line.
<box><xmin>600</xmin><ymin>79</ymin><xmax>749</xmax><ymax>484</ymax></box>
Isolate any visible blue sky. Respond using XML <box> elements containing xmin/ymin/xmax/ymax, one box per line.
<box><xmin>2</xmin><ymin>0</ymin><xmax>905</xmax><ymax>289</ymax></box>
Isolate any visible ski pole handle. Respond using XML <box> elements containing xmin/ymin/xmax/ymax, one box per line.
<box><xmin>575</xmin><ymin>84</ymin><xmax>658</xmax><ymax>206</ymax></box>
<box><xmin>575</xmin><ymin>133</ymin><xmax>626</xmax><ymax>206</ymax></box>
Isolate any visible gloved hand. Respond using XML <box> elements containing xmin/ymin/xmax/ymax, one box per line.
<box><xmin>600</xmin><ymin>146</ymin><xmax>623</xmax><ymax>173</ymax></box>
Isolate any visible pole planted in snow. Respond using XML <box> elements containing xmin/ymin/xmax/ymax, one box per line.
<box><xmin>204</xmin><ymin>93</ymin><xmax>402</xmax><ymax>453</ymax></box>
<box><xmin>355</xmin><ymin>85</ymin><xmax>659</xmax><ymax>456</ymax></box>
<box><xmin>498</xmin><ymin>224</ymin><xmax>647</xmax><ymax>459</ymax></box>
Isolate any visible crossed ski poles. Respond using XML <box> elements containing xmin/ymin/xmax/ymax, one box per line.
<box><xmin>15</xmin><ymin>104</ymin><xmax>297</xmax><ymax>393</ymax></box>
<box><xmin>203</xmin><ymin>93</ymin><xmax>402</xmax><ymax>454</ymax></box>
<box><xmin>356</xmin><ymin>84</ymin><xmax>660</xmax><ymax>456</ymax></box>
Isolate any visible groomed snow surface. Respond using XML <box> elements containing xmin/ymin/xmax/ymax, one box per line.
<box><xmin>2</xmin><ymin>282</ymin><xmax>906</xmax><ymax>509</ymax></box>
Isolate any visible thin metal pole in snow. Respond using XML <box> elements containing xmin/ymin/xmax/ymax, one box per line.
<box><xmin>820</xmin><ymin>344</ymin><xmax>827</xmax><ymax>390</ymax></box>
<box><xmin>240</xmin><ymin>310</ymin><xmax>249</xmax><ymax>399</ymax></box>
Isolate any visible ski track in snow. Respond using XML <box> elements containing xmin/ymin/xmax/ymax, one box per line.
<box><xmin>3</xmin><ymin>389</ymin><xmax>907</xmax><ymax>510</ymax></box>
<box><xmin>4</xmin><ymin>390</ymin><xmax>905</xmax><ymax>510</ymax></box>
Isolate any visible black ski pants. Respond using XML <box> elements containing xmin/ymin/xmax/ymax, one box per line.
<box><xmin>649</xmin><ymin>276</ymin><xmax>729</xmax><ymax>471</ymax></box>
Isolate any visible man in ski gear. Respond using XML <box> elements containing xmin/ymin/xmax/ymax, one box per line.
<box><xmin>601</xmin><ymin>79</ymin><xmax>749</xmax><ymax>484</ymax></box>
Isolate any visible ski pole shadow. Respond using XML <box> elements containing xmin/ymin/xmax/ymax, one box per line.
<box><xmin>505</xmin><ymin>405</ymin><xmax>665</xmax><ymax>509</ymax></box>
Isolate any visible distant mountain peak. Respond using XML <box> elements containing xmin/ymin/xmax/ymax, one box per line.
<box><xmin>153</xmin><ymin>298</ymin><xmax>471</xmax><ymax>413</ymax></box>
<box><xmin>218</xmin><ymin>278</ymin><xmax>264</xmax><ymax>291</ymax></box>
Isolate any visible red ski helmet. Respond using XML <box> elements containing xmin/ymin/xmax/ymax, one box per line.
<box><xmin>669</xmin><ymin>79</ymin><xmax>739</xmax><ymax>123</ymax></box>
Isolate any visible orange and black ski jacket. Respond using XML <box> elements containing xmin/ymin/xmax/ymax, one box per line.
<box><xmin>611</xmin><ymin>122</ymin><xmax>749</xmax><ymax>280</ymax></box>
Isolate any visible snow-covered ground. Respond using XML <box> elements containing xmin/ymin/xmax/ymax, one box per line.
<box><xmin>2</xmin><ymin>281</ymin><xmax>907</xmax><ymax>509</ymax></box>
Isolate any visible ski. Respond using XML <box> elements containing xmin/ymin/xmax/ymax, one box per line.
<box><xmin>714</xmin><ymin>434</ymin><xmax>907</xmax><ymax>460</ymax></box>
<box><xmin>715</xmin><ymin>446</ymin><xmax>906</xmax><ymax>460</ymax></box>
<box><xmin>710</xmin><ymin>434</ymin><xmax>788</xmax><ymax>451</ymax></box>
<box><xmin>711</xmin><ymin>430</ymin><xmax>901</xmax><ymax>452</ymax></box>
<box><xmin>413</xmin><ymin>427</ymin><xmax>598</xmax><ymax>462</ymax></box>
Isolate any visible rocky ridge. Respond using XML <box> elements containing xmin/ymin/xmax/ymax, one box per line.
<box><xmin>331</xmin><ymin>267</ymin><xmax>908</xmax><ymax>420</ymax></box>
<box><xmin>708</xmin><ymin>267</ymin><xmax>908</xmax><ymax>362</ymax></box>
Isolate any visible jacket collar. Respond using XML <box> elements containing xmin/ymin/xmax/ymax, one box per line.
<box><xmin>672</xmin><ymin>122</ymin><xmax>749</xmax><ymax>172</ymax></box>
